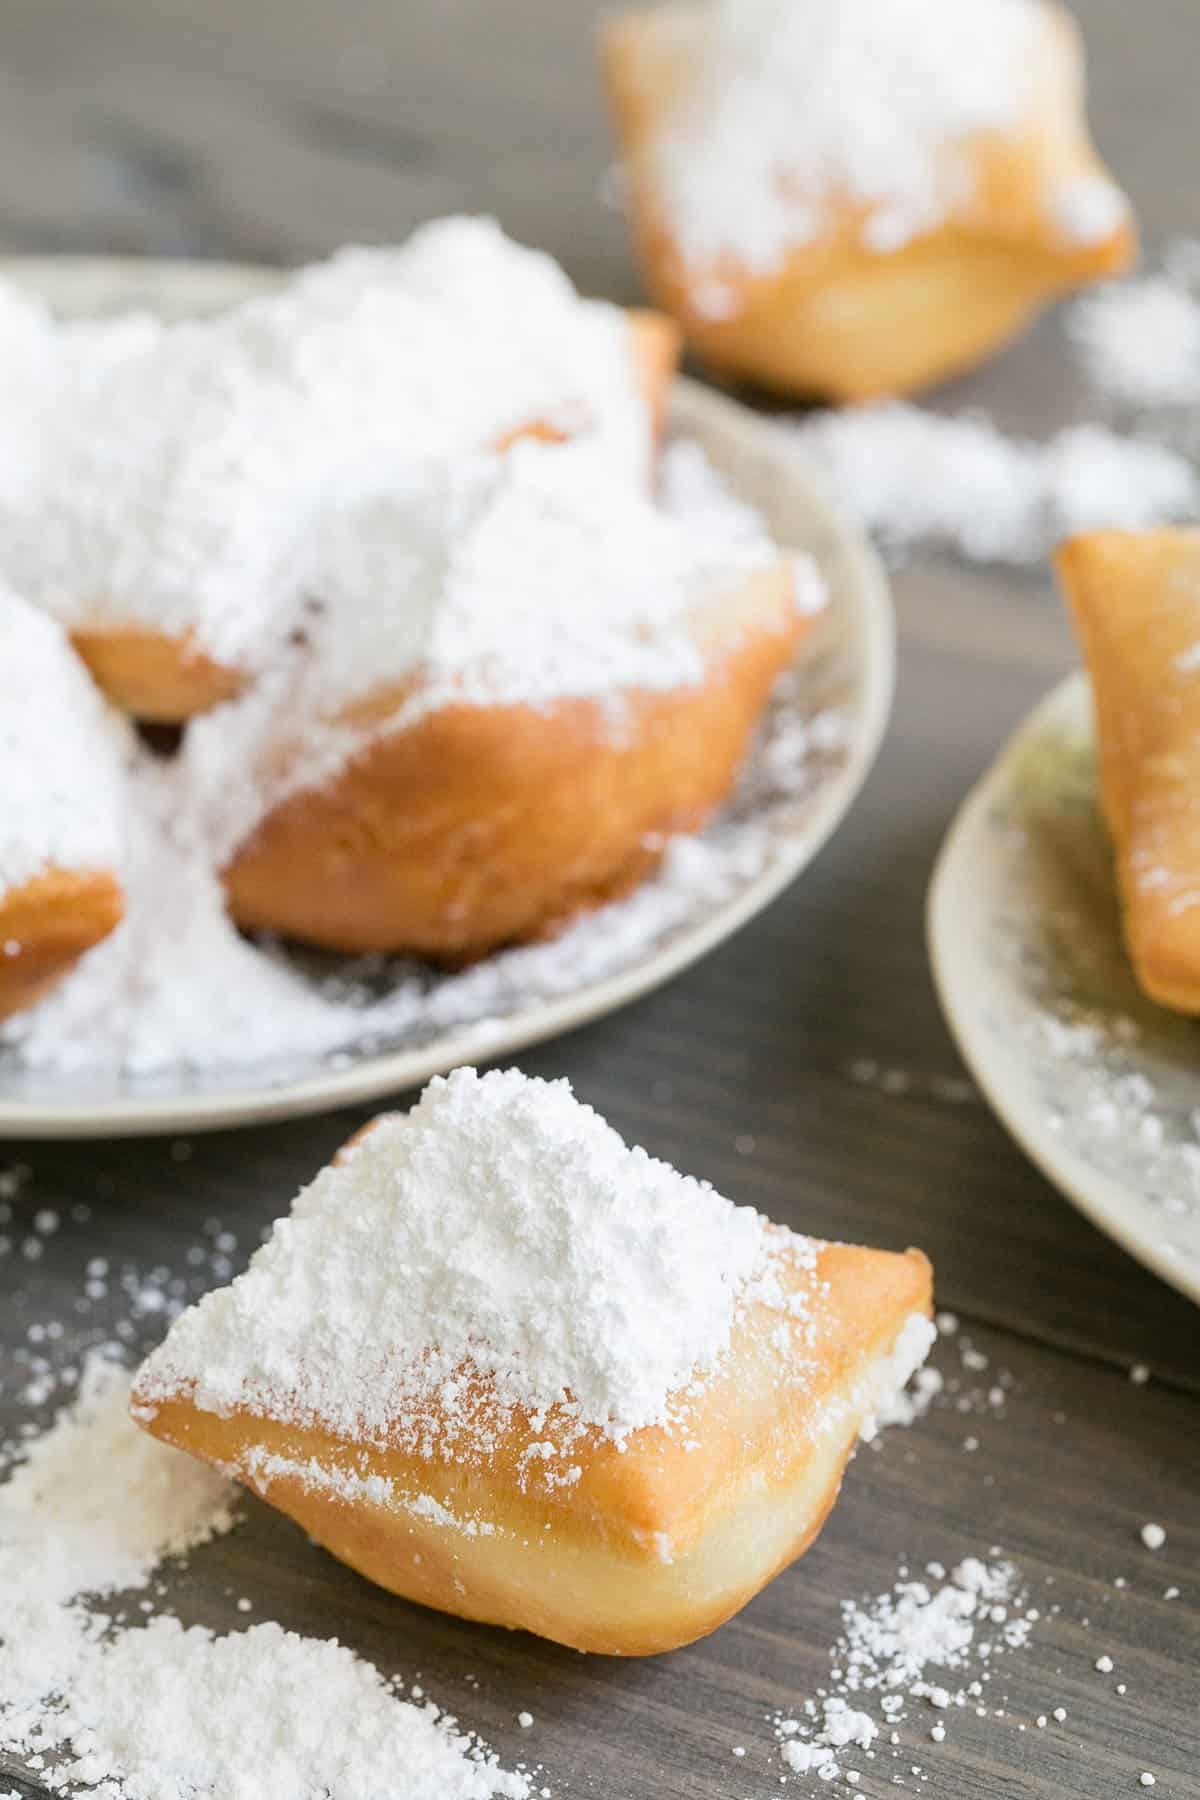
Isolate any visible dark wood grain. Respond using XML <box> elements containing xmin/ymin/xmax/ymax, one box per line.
<box><xmin>1</xmin><ymin>0</ymin><xmax>1199</xmax><ymax>1794</ymax></box>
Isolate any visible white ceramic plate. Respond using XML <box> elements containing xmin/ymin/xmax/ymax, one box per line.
<box><xmin>0</xmin><ymin>256</ymin><xmax>894</xmax><ymax>1138</ymax></box>
<box><xmin>930</xmin><ymin>673</ymin><xmax>1200</xmax><ymax>1307</ymax></box>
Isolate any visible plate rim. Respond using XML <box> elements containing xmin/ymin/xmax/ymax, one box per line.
<box><xmin>0</xmin><ymin>255</ymin><xmax>895</xmax><ymax>1138</ymax></box>
<box><xmin>927</xmin><ymin>668</ymin><xmax>1200</xmax><ymax>1309</ymax></box>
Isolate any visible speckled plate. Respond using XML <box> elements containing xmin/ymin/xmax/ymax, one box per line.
<box><xmin>0</xmin><ymin>257</ymin><xmax>894</xmax><ymax>1138</ymax></box>
<box><xmin>929</xmin><ymin>672</ymin><xmax>1200</xmax><ymax>1307</ymax></box>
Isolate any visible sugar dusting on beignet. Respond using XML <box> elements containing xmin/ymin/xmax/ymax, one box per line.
<box><xmin>133</xmin><ymin>1068</ymin><xmax>933</xmax><ymax>1654</ymax></box>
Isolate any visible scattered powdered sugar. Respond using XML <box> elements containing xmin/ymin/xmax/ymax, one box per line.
<box><xmin>1018</xmin><ymin>966</ymin><xmax>1200</xmax><ymax>1275</ymax></box>
<box><xmin>846</xmin><ymin>1058</ymin><xmax>976</xmax><ymax>1107</ymax></box>
<box><xmin>779</xmin><ymin>1699</ymin><xmax>878</xmax><ymax>1777</ymax></box>
<box><xmin>788</xmin><ymin>404</ymin><xmax>1196</xmax><ymax>565</ymax></box>
<box><xmin>0</xmin><ymin>585</ymin><xmax>133</xmax><ymax>893</ymax></box>
<box><xmin>645</xmin><ymin>0</ymin><xmax>1051</xmax><ymax>280</ymax></box>
<box><xmin>0</xmin><ymin>1357</ymin><xmax>530</xmax><ymax>1799</ymax></box>
<box><xmin>0</xmin><ymin>217</ymin><xmax>650</xmax><ymax>671</ymax></box>
<box><xmin>772</xmin><ymin>1557</ymin><xmax>1036</xmax><ymax>1783</ymax></box>
<box><xmin>837</xmin><ymin>1556</ymin><xmax>1029</xmax><ymax>1695</ymax></box>
<box><xmin>1069</xmin><ymin>240</ymin><xmax>1200</xmax><ymax>408</ymax></box>
<box><xmin>133</xmin><ymin>1067</ymin><xmax>822</xmax><ymax>1453</ymax></box>
<box><xmin>981</xmin><ymin>723</ymin><xmax>1200</xmax><ymax>1278</ymax></box>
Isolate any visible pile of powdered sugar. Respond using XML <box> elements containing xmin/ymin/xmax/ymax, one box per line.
<box><xmin>25</xmin><ymin>1617</ymin><xmax>532</xmax><ymax>1800</ymax></box>
<box><xmin>773</xmin><ymin>1556</ymin><xmax>1036</xmax><ymax>1783</ymax></box>
<box><xmin>788</xmin><ymin>405</ymin><xmax>1196</xmax><ymax>564</ymax></box>
<box><xmin>133</xmin><ymin>1067</ymin><xmax>837</xmax><ymax>1456</ymax></box>
<box><xmin>0</xmin><ymin>586</ymin><xmax>133</xmax><ymax>893</ymax></box>
<box><xmin>0</xmin><ymin>217</ymin><xmax>651</xmax><ymax>673</ymax></box>
<box><xmin>0</xmin><ymin>1358</ymin><xmax>532</xmax><ymax>1799</ymax></box>
<box><xmin>0</xmin><ymin>1354</ymin><xmax>237</xmax><ymax>1618</ymax></box>
<box><xmin>642</xmin><ymin>0</ymin><xmax>1122</xmax><ymax>290</ymax></box>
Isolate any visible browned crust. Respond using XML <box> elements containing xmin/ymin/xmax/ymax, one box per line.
<box><xmin>134</xmin><ymin>1225</ymin><xmax>932</xmax><ymax>1655</ymax></box>
<box><xmin>222</xmin><ymin>566</ymin><xmax>807</xmax><ymax>957</ymax></box>
<box><xmin>1055</xmin><ymin>528</ymin><xmax>1200</xmax><ymax>1013</ymax></box>
<box><xmin>600</xmin><ymin>7</ymin><xmax>1135</xmax><ymax>402</ymax></box>
<box><xmin>0</xmin><ymin>865</ymin><xmax>124</xmax><ymax>1020</ymax></box>
<box><xmin>71</xmin><ymin>625</ymin><xmax>246</xmax><ymax>724</ymax></box>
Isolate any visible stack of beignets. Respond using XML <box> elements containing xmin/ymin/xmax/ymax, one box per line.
<box><xmin>0</xmin><ymin>218</ymin><xmax>819</xmax><ymax>1016</ymax></box>
<box><xmin>0</xmin><ymin>219</ymin><xmax>680</xmax><ymax>724</ymax></box>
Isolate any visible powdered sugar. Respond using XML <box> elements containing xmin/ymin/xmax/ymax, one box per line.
<box><xmin>0</xmin><ymin>1358</ymin><xmax>530</xmax><ymax>1799</ymax></box>
<box><xmin>772</xmin><ymin>1557</ymin><xmax>1036</xmax><ymax>1783</ymax></box>
<box><xmin>1069</xmin><ymin>242</ymin><xmax>1200</xmax><ymax>407</ymax></box>
<box><xmin>789</xmin><ymin>404</ymin><xmax>1196</xmax><ymax>564</ymax></box>
<box><xmin>0</xmin><ymin>218</ymin><xmax>651</xmax><ymax>670</ymax></box>
<box><xmin>837</xmin><ymin>1556</ymin><xmax>1027</xmax><ymax>1695</ymax></box>
<box><xmin>237</xmin><ymin>1445</ymin><xmax>500</xmax><ymax>1536</ymax></box>
<box><xmin>2</xmin><ymin>755</ymin><xmax>363</xmax><ymax>1078</ymax></box>
<box><xmin>646</xmin><ymin>0</ymin><xmax>1048</xmax><ymax>279</ymax></box>
<box><xmin>181</xmin><ymin>436</ymin><xmax>793</xmax><ymax>855</ymax></box>
<box><xmin>133</xmin><ymin>1067</ymin><xmax>820</xmax><ymax>1453</ymax></box>
<box><xmin>0</xmin><ymin>1354</ymin><xmax>237</xmax><ymax>1614</ymax></box>
<box><xmin>0</xmin><ymin>585</ymin><xmax>132</xmax><ymax>893</ymax></box>
<box><xmin>25</xmin><ymin>1617</ymin><xmax>531</xmax><ymax>1800</ymax></box>
<box><xmin>851</xmin><ymin>1312</ymin><xmax>937</xmax><ymax>1443</ymax></box>
<box><xmin>284</xmin><ymin>435</ymin><xmax>768</xmax><ymax>718</ymax></box>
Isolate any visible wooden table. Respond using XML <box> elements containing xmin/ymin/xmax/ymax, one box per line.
<box><xmin>1</xmin><ymin>2</ymin><xmax>1196</xmax><ymax>1794</ymax></box>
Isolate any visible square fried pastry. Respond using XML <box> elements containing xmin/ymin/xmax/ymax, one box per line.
<box><xmin>133</xmin><ymin>1068</ymin><xmax>933</xmax><ymax>1655</ymax></box>
<box><xmin>209</xmin><ymin>440</ymin><xmax>817</xmax><ymax>961</ymax></box>
<box><xmin>602</xmin><ymin>0</ymin><xmax>1134</xmax><ymax>402</ymax></box>
<box><xmin>1057</xmin><ymin>528</ymin><xmax>1200</xmax><ymax>1013</ymax></box>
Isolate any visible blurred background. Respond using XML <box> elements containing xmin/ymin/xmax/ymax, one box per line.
<box><xmin>1</xmin><ymin>0</ymin><xmax>1196</xmax><ymax>306</ymax></box>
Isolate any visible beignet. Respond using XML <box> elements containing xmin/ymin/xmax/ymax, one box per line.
<box><xmin>0</xmin><ymin>586</ymin><xmax>129</xmax><ymax>1019</ymax></box>
<box><xmin>200</xmin><ymin>439</ymin><xmax>821</xmax><ymax>958</ymax></box>
<box><xmin>602</xmin><ymin>0</ymin><xmax>1135</xmax><ymax>401</ymax></box>
<box><xmin>133</xmin><ymin>1067</ymin><xmax>934</xmax><ymax>1655</ymax></box>
<box><xmin>1056</xmin><ymin>527</ymin><xmax>1200</xmax><ymax>1013</ymax></box>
